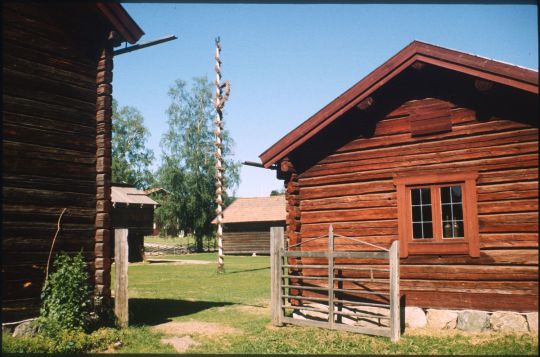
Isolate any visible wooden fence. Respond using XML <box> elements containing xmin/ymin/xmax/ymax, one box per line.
<box><xmin>270</xmin><ymin>225</ymin><xmax>400</xmax><ymax>342</ymax></box>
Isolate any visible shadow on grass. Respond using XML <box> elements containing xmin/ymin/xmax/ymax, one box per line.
<box><xmin>129</xmin><ymin>298</ymin><xmax>236</xmax><ymax>326</ymax></box>
<box><xmin>226</xmin><ymin>266</ymin><xmax>270</xmax><ymax>274</ymax></box>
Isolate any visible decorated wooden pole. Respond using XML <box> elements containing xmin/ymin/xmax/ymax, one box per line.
<box><xmin>214</xmin><ymin>37</ymin><xmax>230</xmax><ymax>274</ymax></box>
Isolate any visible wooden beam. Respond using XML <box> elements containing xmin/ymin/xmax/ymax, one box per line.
<box><xmin>356</xmin><ymin>96</ymin><xmax>374</xmax><ymax>111</ymax></box>
<box><xmin>411</xmin><ymin>61</ymin><xmax>426</xmax><ymax>71</ymax></box>
<box><xmin>280</xmin><ymin>157</ymin><xmax>295</xmax><ymax>173</ymax></box>
<box><xmin>474</xmin><ymin>78</ymin><xmax>494</xmax><ymax>91</ymax></box>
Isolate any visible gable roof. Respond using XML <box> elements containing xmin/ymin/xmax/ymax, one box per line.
<box><xmin>259</xmin><ymin>40</ymin><xmax>538</xmax><ymax>168</ymax></box>
<box><xmin>112</xmin><ymin>185</ymin><xmax>158</xmax><ymax>206</ymax></box>
<box><xmin>212</xmin><ymin>195</ymin><xmax>286</xmax><ymax>224</ymax></box>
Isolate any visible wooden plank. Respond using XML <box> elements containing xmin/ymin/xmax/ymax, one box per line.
<box><xmin>301</xmin><ymin>207</ymin><xmax>397</xmax><ymax>224</ymax></box>
<box><xmin>114</xmin><ymin>229</ymin><xmax>128</xmax><ymax>328</ymax></box>
<box><xmin>389</xmin><ymin>240</ymin><xmax>400</xmax><ymax>342</ymax></box>
<box><xmin>281</xmin><ymin>316</ymin><xmax>391</xmax><ymax>337</ymax></box>
<box><xmin>284</xmin><ymin>251</ymin><xmax>388</xmax><ymax>259</ymax></box>
<box><xmin>402</xmin><ymin>290</ymin><xmax>537</xmax><ymax>312</ymax></box>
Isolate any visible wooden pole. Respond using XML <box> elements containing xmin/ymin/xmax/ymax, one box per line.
<box><xmin>114</xmin><ymin>229</ymin><xmax>129</xmax><ymax>328</ymax></box>
<box><xmin>271</xmin><ymin>226</ymin><xmax>284</xmax><ymax>326</ymax></box>
<box><xmin>214</xmin><ymin>36</ymin><xmax>230</xmax><ymax>274</ymax></box>
<box><xmin>389</xmin><ymin>240</ymin><xmax>400</xmax><ymax>342</ymax></box>
<box><xmin>328</xmin><ymin>224</ymin><xmax>334</xmax><ymax>329</ymax></box>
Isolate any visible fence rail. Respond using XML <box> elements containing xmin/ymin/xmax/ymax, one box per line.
<box><xmin>270</xmin><ymin>225</ymin><xmax>400</xmax><ymax>342</ymax></box>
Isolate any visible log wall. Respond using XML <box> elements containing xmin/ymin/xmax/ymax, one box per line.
<box><xmin>2</xmin><ymin>3</ymin><xmax>112</xmax><ymax>321</ymax></box>
<box><xmin>289</xmin><ymin>97</ymin><xmax>538</xmax><ymax>312</ymax></box>
<box><xmin>222</xmin><ymin>221</ymin><xmax>285</xmax><ymax>255</ymax></box>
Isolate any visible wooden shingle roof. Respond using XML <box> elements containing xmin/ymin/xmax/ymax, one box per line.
<box><xmin>212</xmin><ymin>195</ymin><xmax>286</xmax><ymax>224</ymax></box>
<box><xmin>112</xmin><ymin>185</ymin><xmax>158</xmax><ymax>206</ymax></box>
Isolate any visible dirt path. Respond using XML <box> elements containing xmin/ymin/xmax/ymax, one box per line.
<box><xmin>151</xmin><ymin>320</ymin><xmax>242</xmax><ymax>353</ymax></box>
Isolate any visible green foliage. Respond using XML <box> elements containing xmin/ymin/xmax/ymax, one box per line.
<box><xmin>270</xmin><ymin>188</ymin><xmax>285</xmax><ymax>196</ymax></box>
<box><xmin>112</xmin><ymin>99</ymin><xmax>155</xmax><ymax>189</ymax></box>
<box><xmin>155</xmin><ymin>77</ymin><xmax>240</xmax><ymax>250</ymax></box>
<box><xmin>39</xmin><ymin>251</ymin><xmax>92</xmax><ymax>335</ymax></box>
<box><xmin>2</xmin><ymin>328</ymin><xmax>122</xmax><ymax>354</ymax></box>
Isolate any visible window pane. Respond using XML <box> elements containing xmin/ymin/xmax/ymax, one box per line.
<box><xmin>453</xmin><ymin>204</ymin><xmax>463</xmax><ymax>220</ymax></box>
<box><xmin>441</xmin><ymin>186</ymin><xmax>451</xmax><ymax>204</ymax></box>
<box><xmin>442</xmin><ymin>204</ymin><xmax>452</xmax><ymax>222</ymax></box>
<box><xmin>421</xmin><ymin>188</ymin><xmax>431</xmax><ymax>204</ymax></box>
<box><xmin>412</xmin><ymin>205</ymin><xmax>422</xmax><ymax>222</ymax></box>
<box><xmin>451</xmin><ymin>186</ymin><xmax>462</xmax><ymax>202</ymax></box>
<box><xmin>412</xmin><ymin>223</ymin><xmax>423</xmax><ymax>239</ymax></box>
<box><xmin>411</xmin><ymin>189</ymin><xmax>421</xmax><ymax>205</ymax></box>
<box><xmin>423</xmin><ymin>222</ymin><xmax>433</xmax><ymax>238</ymax></box>
<box><xmin>422</xmin><ymin>205</ymin><xmax>432</xmax><ymax>222</ymax></box>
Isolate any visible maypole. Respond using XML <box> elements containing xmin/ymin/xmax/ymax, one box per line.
<box><xmin>214</xmin><ymin>36</ymin><xmax>230</xmax><ymax>274</ymax></box>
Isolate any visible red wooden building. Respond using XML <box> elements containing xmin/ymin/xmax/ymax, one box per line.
<box><xmin>212</xmin><ymin>196</ymin><xmax>286</xmax><ymax>255</ymax></box>
<box><xmin>2</xmin><ymin>3</ymin><xmax>143</xmax><ymax>322</ymax></box>
<box><xmin>260</xmin><ymin>41</ymin><xmax>538</xmax><ymax>312</ymax></box>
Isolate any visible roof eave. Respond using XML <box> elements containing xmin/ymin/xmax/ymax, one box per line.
<box><xmin>97</xmin><ymin>2</ymin><xmax>144</xmax><ymax>44</ymax></box>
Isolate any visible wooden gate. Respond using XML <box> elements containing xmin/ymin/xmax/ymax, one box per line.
<box><xmin>270</xmin><ymin>225</ymin><xmax>400</xmax><ymax>342</ymax></box>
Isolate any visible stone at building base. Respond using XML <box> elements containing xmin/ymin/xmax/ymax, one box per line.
<box><xmin>405</xmin><ymin>307</ymin><xmax>427</xmax><ymax>328</ymax></box>
<box><xmin>12</xmin><ymin>320</ymin><xmax>39</xmax><ymax>337</ymax></box>
<box><xmin>426</xmin><ymin>309</ymin><xmax>457</xmax><ymax>330</ymax></box>
<box><xmin>289</xmin><ymin>302</ymin><xmax>537</xmax><ymax>334</ymax></box>
<box><xmin>490</xmin><ymin>311</ymin><xmax>529</xmax><ymax>333</ymax></box>
<box><xmin>525</xmin><ymin>312</ymin><xmax>538</xmax><ymax>333</ymax></box>
<box><xmin>457</xmin><ymin>310</ymin><xmax>490</xmax><ymax>333</ymax></box>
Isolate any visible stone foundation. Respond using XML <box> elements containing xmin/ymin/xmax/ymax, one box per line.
<box><xmin>291</xmin><ymin>302</ymin><xmax>537</xmax><ymax>334</ymax></box>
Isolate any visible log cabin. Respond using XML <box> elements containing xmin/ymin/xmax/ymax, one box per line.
<box><xmin>212</xmin><ymin>196</ymin><xmax>286</xmax><ymax>255</ymax></box>
<box><xmin>111</xmin><ymin>185</ymin><xmax>158</xmax><ymax>262</ymax></box>
<box><xmin>2</xmin><ymin>2</ymin><xmax>143</xmax><ymax>322</ymax></box>
<box><xmin>259</xmin><ymin>41</ymin><xmax>538</xmax><ymax>313</ymax></box>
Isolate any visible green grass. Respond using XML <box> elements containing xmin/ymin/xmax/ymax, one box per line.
<box><xmin>119</xmin><ymin>253</ymin><xmax>537</xmax><ymax>354</ymax></box>
<box><xmin>4</xmin><ymin>253</ymin><xmax>537</xmax><ymax>354</ymax></box>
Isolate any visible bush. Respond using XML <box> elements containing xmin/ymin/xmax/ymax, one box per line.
<box><xmin>39</xmin><ymin>251</ymin><xmax>92</xmax><ymax>335</ymax></box>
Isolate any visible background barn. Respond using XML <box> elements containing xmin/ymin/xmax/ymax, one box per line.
<box><xmin>213</xmin><ymin>196</ymin><xmax>286</xmax><ymax>255</ymax></box>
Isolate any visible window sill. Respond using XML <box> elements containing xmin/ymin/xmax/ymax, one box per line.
<box><xmin>408</xmin><ymin>241</ymin><xmax>469</xmax><ymax>255</ymax></box>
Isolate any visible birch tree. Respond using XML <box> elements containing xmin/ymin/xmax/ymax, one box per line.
<box><xmin>156</xmin><ymin>77</ymin><xmax>239</xmax><ymax>251</ymax></box>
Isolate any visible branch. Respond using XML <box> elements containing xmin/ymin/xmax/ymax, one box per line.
<box><xmin>45</xmin><ymin>208</ymin><xmax>67</xmax><ymax>282</ymax></box>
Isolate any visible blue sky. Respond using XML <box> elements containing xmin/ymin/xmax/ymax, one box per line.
<box><xmin>112</xmin><ymin>3</ymin><xmax>538</xmax><ymax>197</ymax></box>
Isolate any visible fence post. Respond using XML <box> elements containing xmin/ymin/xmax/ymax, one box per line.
<box><xmin>114</xmin><ymin>229</ymin><xmax>129</xmax><ymax>328</ymax></box>
<box><xmin>328</xmin><ymin>224</ymin><xmax>334</xmax><ymax>329</ymax></box>
<box><xmin>270</xmin><ymin>226</ymin><xmax>284</xmax><ymax>326</ymax></box>
<box><xmin>389</xmin><ymin>240</ymin><xmax>400</xmax><ymax>342</ymax></box>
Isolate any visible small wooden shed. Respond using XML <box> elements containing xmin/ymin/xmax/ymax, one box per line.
<box><xmin>259</xmin><ymin>41</ymin><xmax>538</xmax><ymax>312</ymax></box>
<box><xmin>111</xmin><ymin>185</ymin><xmax>158</xmax><ymax>262</ymax></box>
<box><xmin>2</xmin><ymin>2</ymin><xmax>143</xmax><ymax>322</ymax></box>
<box><xmin>212</xmin><ymin>196</ymin><xmax>286</xmax><ymax>255</ymax></box>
